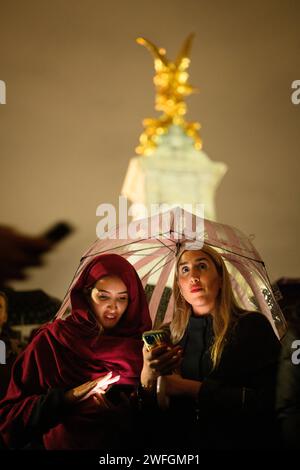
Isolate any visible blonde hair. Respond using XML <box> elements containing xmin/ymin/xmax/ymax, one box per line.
<box><xmin>170</xmin><ymin>244</ymin><xmax>245</xmax><ymax>368</ymax></box>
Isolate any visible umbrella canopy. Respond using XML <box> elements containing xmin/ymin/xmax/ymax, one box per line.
<box><xmin>56</xmin><ymin>207</ymin><xmax>286</xmax><ymax>339</ymax></box>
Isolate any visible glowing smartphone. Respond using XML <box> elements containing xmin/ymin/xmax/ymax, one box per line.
<box><xmin>142</xmin><ymin>329</ymin><xmax>169</xmax><ymax>351</ymax></box>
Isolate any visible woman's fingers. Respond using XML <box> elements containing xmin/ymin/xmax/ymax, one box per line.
<box><xmin>151</xmin><ymin>345</ymin><xmax>182</xmax><ymax>360</ymax></box>
<box><xmin>87</xmin><ymin>373</ymin><xmax>120</xmax><ymax>396</ymax></box>
<box><xmin>65</xmin><ymin>371</ymin><xmax>121</xmax><ymax>404</ymax></box>
<box><xmin>78</xmin><ymin>372</ymin><xmax>120</xmax><ymax>401</ymax></box>
<box><xmin>149</xmin><ymin>347</ymin><xmax>182</xmax><ymax>372</ymax></box>
<box><xmin>93</xmin><ymin>393</ymin><xmax>111</xmax><ymax>409</ymax></box>
<box><xmin>151</xmin><ymin>359</ymin><xmax>182</xmax><ymax>374</ymax></box>
<box><xmin>72</xmin><ymin>379</ymin><xmax>99</xmax><ymax>401</ymax></box>
<box><xmin>92</xmin><ymin>374</ymin><xmax>120</xmax><ymax>393</ymax></box>
<box><xmin>145</xmin><ymin>345</ymin><xmax>173</xmax><ymax>359</ymax></box>
<box><xmin>80</xmin><ymin>371</ymin><xmax>113</xmax><ymax>392</ymax></box>
<box><xmin>105</xmin><ymin>374</ymin><xmax>121</xmax><ymax>386</ymax></box>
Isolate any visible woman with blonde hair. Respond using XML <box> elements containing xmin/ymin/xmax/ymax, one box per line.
<box><xmin>141</xmin><ymin>244</ymin><xmax>281</xmax><ymax>450</ymax></box>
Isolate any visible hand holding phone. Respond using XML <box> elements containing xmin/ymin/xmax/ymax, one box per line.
<box><xmin>142</xmin><ymin>329</ymin><xmax>170</xmax><ymax>351</ymax></box>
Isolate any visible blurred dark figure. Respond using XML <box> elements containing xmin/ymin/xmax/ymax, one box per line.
<box><xmin>275</xmin><ymin>278</ymin><xmax>300</xmax><ymax>449</ymax></box>
<box><xmin>0</xmin><ymin>222</ymin><xmax>73</xmax><ymax>286</ymax></box>
<box><xmin>275</xmin><ymin>278</ymin><xmax>300</xmax><ymax>314</ymax></box>
<box><xmin>0</xmin><ymin>226</ymin><xmax>52</xmax><ymax>286</ymax></box>
<box><xmin>0</xmin><ymin>291</ymin><xmax>24</xmax><ymax>399</ymax></box>
<box><xmin>0</xmin><ymin>223</ymin><xmax>71</xmax><ymax>397</ymax></box>
<box><xmin>0</xmin><ymin>287</ymin><xmax>61</xmax><ymax>327</ymax></box>
<box><xmin>0</xmin><ymin>222</ymin><xmax>72</xmax><ymax>322</ymax></box>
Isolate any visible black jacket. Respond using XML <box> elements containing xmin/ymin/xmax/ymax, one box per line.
<box><xmin>276</xmin><ymin>325</ymin><xmax>300</xmax><ymax>449</ymax></box>
<box><xmin>164</xmin><ymin>312</ymin><xmax>281</xmax><ymax>450</ymax></box>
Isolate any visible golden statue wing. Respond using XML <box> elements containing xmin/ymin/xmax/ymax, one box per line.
<box><xmin>136</xmin><ymin>37</ymin><xmax>168</xmax><ymax>70</ymax></box>
<box><xmin>175</xmin><ymin>33</ymin><xmax>195</xmax><ymax>70</ymax></box>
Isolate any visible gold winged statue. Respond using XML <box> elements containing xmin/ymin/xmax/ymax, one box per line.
<box><xmin>136</xmin><ymin>34</ymin><xmax>202</xmax><ymax>155</ymax></box>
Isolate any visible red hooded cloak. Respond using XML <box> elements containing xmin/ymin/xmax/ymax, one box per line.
<box><xmin>0</xmin><ymin>254</ymin><xmax>151</xmax><ymax>449</ymax></box>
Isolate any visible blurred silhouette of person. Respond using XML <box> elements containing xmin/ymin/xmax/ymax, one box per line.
<box><xmin>0</xmin><ymin>225</ymin><xmax>53</xmax><ymax>401</ymax></box>
<box><xmin>0</xmin><ymin>223</ymin><xmax>73</xmax><ymax>402</ymax></box>
<box><xmin>0</xmin><ymin>291</ymin><xmax>24</xmax><ymax>399</ymax></box>
<box><xmin>0</xmin><ymin>222</ymin><xmax>73</xmax><ymax>328</ymax></box>
<box><xmin>276</xmin><ymin>279</ymin><xmax>300</xmax><ymax>449</ymax></box>
<box><xmin>0</xmin><ymin>225</ymin><xmax>52</xmax><ymax>286</ymax></box>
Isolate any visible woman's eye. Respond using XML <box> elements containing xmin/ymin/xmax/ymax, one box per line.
<box><xmin>181</xmin><ymin>266</ymin><xmax>189</xmax><ymax>274</ymax></box>
<box><xmin>118</xmin><ymin>297</ymin><xmax>128</xmax><ymax>302</ymax></box>
<box><xmin>199</xmin><ymin>263</ymin><xmax>208</xmax><ymax>270</ymax></box>
<box><xmin>97</xmin><ymin>295</ymin><xmax>108</xmax><ymax>300</ymax></box>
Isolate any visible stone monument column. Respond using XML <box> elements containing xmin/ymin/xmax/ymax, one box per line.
<box><xmin>122</xmin><ymin>35</ymin><xmax>227</xmax><ymax>221</ymax></box>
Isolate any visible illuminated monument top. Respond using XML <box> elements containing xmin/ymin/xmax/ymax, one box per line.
<box><xmin>122</xmin><ymin>35</ymin><xmax>227</xmax><ymax>221</ymax></box>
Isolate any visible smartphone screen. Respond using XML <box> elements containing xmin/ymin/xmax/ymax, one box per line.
<box><xmin>142</xmin><ymin>330</ymin><xmax>169</xmax><ymax>351</ymax></box>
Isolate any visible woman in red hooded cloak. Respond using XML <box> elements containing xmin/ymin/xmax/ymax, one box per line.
<box><xmin>0</xmin><ymin>254</ymin><xmax>151</xmax><ymax>449</ymax></box>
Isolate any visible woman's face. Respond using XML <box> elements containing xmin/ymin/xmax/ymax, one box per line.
<box><xmin>177</xmin><ymin>250</ymin><xmax>222</xmax><ymax>316</ymax></box>
<box><xmin>0</xmin><ymin>295</ymin><xmax>8</xmax><ymax>328</ymax></box>
<box><xmin>89</xmin><ymin>275</ymin><xmax>129</xmax><ymax>329</ymax></box>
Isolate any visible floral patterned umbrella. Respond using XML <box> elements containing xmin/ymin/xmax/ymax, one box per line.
<box><xmin>56</xmin><ymin>207</ymin><xmax>286</xmax><ymax>338</ymax></box>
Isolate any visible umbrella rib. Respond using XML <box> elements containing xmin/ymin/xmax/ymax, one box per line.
<box><xmin>158</xmin><ymin>230</ymin><xmax>264</xmax><ymax>265</ymax></box>
<box><xmin>81</xmin><ymin>233</ymin><xmax>177</xmax><ymax>260</ymax></box>
<box><xmin>204</xmin><ymin>241</ymin><xmax>264</xmax><ymax>265</ymax></box>
<box><xmin>120</xmin><ymin>240</ymin><xmax>176</xmax><ymax>257</ymax></box>
<box><xmin>145</xmin><ymin>255</ymin><xmax>175</xmax><ymax>280</ymax></box>
<box><xmin>108</xmin><ymin>245</ymin><xmax>172</xmax><ymax>258</ymax></box>
<box><xmin>140</xmin><ymin>252</ymin><xmax>174</xmax><ymax>281</ymax></box>
<box><xmin>155</xmin><ymin>236</ymin><xmax>177</xmax><ymax>254</ymax></box>
<box><xmin>81</xmin><ymin>243</ymin><xmax>160</xmax><ymax>259</ymax></box>
<box><xmin>140</xmin><ymin>252</ymin><xmax>171</xmax><ymax>279</ymax></box>
<box><xmin>81</xmin><ymin>238</ymin><xmax>153</xmax><ymax>259</ymax></box>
